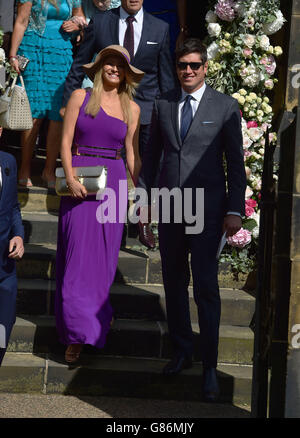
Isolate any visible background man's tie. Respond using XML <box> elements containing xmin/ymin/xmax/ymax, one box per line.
<box><xmin>123</xmin><ymin>16</ymin><xmax>136</xmax><ymax>61</ymax></box>
<box><xmin>180</xmin><ymin>95</ymin><xmax>193</xmax><ymax>142</ymax></box>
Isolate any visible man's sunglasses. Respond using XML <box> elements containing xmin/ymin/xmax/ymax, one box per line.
<box><xmin>177</xmin><ymin>62</ymin><xmax>204</xmax><ymax>71</ymax></box>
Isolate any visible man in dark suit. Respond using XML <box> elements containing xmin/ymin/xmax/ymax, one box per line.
<box><xmin>0</xmin><ymin>150</ymin><xmax>24</xmax><ymax>366</ymax></box>
<box><xmin>62</xmin><ymin>0</ymin><xmax>176</xmax><ymax>159</ymax></box>
<box><xmin>138</xmin><ymin>38</ymin><xmax>247</xmax><ymax>401</ymax></box>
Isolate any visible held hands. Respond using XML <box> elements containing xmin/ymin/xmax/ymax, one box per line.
<box><xmin>67</xmin><ymin>177</ymin><xmax>87</xmax><ymax>199</ymax></box>
<box><xmin>223</xmin><ymin>214</ymin><xmax>242</xmax><ymax>237</ymax></box>
<box><xmin>8</xmin><ymin>236</ymin><xmax>24</xmax><ymax>260</ymax></box>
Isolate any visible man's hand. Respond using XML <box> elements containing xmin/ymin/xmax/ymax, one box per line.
<box><xmin>8</xmin><ymin>236</ymin><xmax>24</xmax><ymax>260</ymax></box>
<box><xmin>223</xmin><ymin>214</ymin><xmax>242</xmax><ymax>237</ymax></box>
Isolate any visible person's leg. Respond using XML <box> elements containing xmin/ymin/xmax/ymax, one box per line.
<box><xmin>159</xmin><ymin>222</ymin><xmax>193</xmax><ymax>357</ymax></box>
<box><xmin>0</xmin><ymin>273</ymin><xmax>17</xmax><ymax>366</ymax></box>
<box><xmin>18</xmin><ymin>118</ymin><xmax>43</xmax><ymax>186</ymax></box>
<box><xmin>189</xmin><ymin>221</ymin><xmax>223</xmax><ymax>369</ymax></box>
<box><xmin>42</xmin><ymin>120</ymin><xmax>62</xmax><ymax>186</ymax></box>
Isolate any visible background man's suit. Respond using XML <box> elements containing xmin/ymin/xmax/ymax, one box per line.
<box><xmin>138</xmin><ymin>84</ymin><xmax>247</xmax><ymax>368</ymax></box>
<box><xmin>0</xmin><ymin>151</ymin><xmax>24</xmax><ymax>365</ymax></box>
<box><xmin>62</xmin><ymin>6</ymin><xmax>177</xmax><ymax>157</ymax></box>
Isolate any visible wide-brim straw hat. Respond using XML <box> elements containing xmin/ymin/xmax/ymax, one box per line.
<box><xmin>82</xmin><ymin>45</ymin><xmax>144</xmax><ymax>83</ymax></box>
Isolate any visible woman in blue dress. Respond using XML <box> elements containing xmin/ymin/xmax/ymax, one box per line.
<box><xmin>9</xmin><ymin>0</ymin><xmax>85</xmax><ymax>188</ymax></box>
<box><xmin>143</xmin><ymin>0</ymin><xmax>188</xmax><ymax>56</ymax></box>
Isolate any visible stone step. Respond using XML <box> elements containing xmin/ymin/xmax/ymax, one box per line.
<box><xmin>19</xmin><ymin>186</ymin><xmax>60</xmax><ymax>214</ymax></box>
<box><xmin>0</xmin><ymin>352</ymin><xmax>252</xmax><ymax>405</ymax></box>
<box><xmin>17</xmin><ymin>280</ymin><xmax>255</xmax><ymax>327</ymax></box>
<box><xmin>8</xmin><ymin>316</ymin><xmax>254</xmax><ymax>365</ymax></box>
<box><xmin>17</xmin><ymin>243</ymin><xmax>256</xmax><ymax>291</ymax></box>
<box><xmin>21</xmin><ymin>212</ymin><xmax>144</xmax><ymax>249</ymax></box>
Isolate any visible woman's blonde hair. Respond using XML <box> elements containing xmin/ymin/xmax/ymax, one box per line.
<box><xmin>84</xmin><ymin>58</ymin><xmax>139</xmax><ymax>125</ymax></box>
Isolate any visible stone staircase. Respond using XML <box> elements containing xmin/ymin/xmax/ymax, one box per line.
<box><xmin>0</xmin><ymin>150</ymin><xmax>256</xmax><ymax>406</ymax></box>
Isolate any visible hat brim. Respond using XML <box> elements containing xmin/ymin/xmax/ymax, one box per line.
<box><xmin>83</xmin><ymin>47</ymin><xmax>144</xmax><ymax>83</ymax></box>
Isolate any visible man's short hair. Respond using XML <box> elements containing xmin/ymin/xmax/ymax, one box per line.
<box><xmin>175</xmin><ymin>38</ymin><xmax>208</xmax><ymax>64</ymax></box>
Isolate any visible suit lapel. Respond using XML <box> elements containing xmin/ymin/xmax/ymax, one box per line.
<box><xmin>133</xmin><ymin>10</ymin><xmax>151</xmax><ymax>63</ymax></box>
<box><xmin>171</xmin><ymin>95</ymin><xmax>182</xmax><ymax>149</ymax></box>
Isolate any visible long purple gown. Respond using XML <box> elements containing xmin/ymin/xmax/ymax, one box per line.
<box><xmin>55</xmin><ymin>91</ymin><xmax>128</xmax><ymax>348</ymax></box>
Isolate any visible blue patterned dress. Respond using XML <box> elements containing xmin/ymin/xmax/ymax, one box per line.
<box><xmin>17</xmin><ymin>0</ymin><xmax>81</xmax><ymax>121</ymax></box>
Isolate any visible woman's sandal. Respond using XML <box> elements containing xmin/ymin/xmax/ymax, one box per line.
<box><xmin>65</xmin><ymin>344</ymin><xmax>83</xmax><ymax>364</ymax></box>
<box><xmin>41</xmin><ymin>172</ymin><xmax>56</xmax><ymax>189</ymax></box>
<box><xmin>18</xmin><ymin>178</ymin><xmax>33</xmax><ymax>188</ymax></box>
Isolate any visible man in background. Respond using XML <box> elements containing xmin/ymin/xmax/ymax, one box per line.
<box><xmin>0</xmin><ymin>148</ymin><xmax>24</xmax><ymax>366</ymax></box>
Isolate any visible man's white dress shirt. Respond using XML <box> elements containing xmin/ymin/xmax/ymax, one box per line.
<box><xmin>119</xmin><ymin>7</ymin><xmax>144</xmax><ymax>56</ymax></box>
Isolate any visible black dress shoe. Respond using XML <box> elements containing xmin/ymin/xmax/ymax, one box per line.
<box><xmin>202</xmin><ymin>367</ymin><xmax>220</xmax><ymax>402</ymax></box>
<box><xmin>162</xmin><ymin>354</ymin><xmax>193</xmax><ymax>376</ymax></box>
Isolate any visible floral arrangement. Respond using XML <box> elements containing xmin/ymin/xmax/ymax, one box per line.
<box><xmin>0</xmin><ymin>28</ymin><xmax>17</xmax><ymax>92</ymax></box>
<box><xmin>205</xmin><ymin>0</ymin><xmax>285</xmax><ymax>274</ymax></box>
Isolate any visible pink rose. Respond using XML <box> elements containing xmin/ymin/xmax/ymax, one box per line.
<box><xmin>243</xmin><ymin>48</ymin><xmax>253</xmax><ymax>58</ymax></box>
<box><xmin>227</xmin><ymin>228</ymin><xmax>252</xmax><ymax>248</ymax></box>
<box><xmin>245</xmin><ymin>205</ymin><xmax>254</xmax><ymax>217</ymax></box>
<box><xmin>247</xmin><ymin>121</ymin><xmax>258</xmax><ymax>128</ymax></box>
<box><xmin>246</xmin><ymin>199</ymin><xmax>257</xmax><ymax>208</ymax></box>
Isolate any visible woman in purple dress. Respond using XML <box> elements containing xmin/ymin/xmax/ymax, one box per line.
<box><xmin>55</xmin><ymin>45</ymin><xmax>144</xmax><ymax>363</ymax></box>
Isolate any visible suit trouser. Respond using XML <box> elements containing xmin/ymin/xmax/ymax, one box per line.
<box><xmin>158</xmin><ymin>220</ymin><xmax>223</xmax><ymax>368</ymax></box>
<box><xmin>0</xmin><ymin>273</ymin><xmax>17</xmax><ymax>366</ymax></box>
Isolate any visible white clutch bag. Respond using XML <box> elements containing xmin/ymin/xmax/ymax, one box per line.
<box><xmin>55</xmin><ymin>166</ymin><xmax>108</xmax><ymax>196</ymax></box>
<box><xmin>0</xmin><ymin>75</ymin><xmax>33</xmax><ymax>130</ymax></box>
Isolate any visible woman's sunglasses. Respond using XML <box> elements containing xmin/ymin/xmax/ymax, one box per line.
<box><xmin>177</xmin><ymin>62</ymin><xmax>204</xmax><ymax>71</ymax></box>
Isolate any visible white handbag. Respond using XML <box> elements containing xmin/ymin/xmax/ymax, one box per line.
<box><xmin>0</xmin><ymin>74</ymin><xmax>33</xmax><ymax>130</ymax></box>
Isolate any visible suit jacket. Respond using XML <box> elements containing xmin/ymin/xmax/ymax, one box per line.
<box><xmin>0</xmin><ymin>151</ymin><xmax>24</xmax><ymax>279</ymax></box>
<box><xmin>138</xmin><ymin>85</ymin><xmax>247</xmax><ymax>219</ymax></box>
<box><xmin>62</xmin><ymin>7</ymin><xmax>177</xmax><ymax>125</ymax></box>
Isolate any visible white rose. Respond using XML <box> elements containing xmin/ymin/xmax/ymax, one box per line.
<box><xmin>262</xmin><ymin>10</ymin><xmax>286</xmax><ymax>35</ymax></box>
<box><xmin>248</xmin><ymin>127</ymin><xmax>264</xmax><ymax>141</ymax></box>
<box><xmin>244</xmin><ymin>34</ymin><xmax>256</xmax><ymax>48</ymax></box>
<box><xmin>248</xmin><ymin>1</ymin><xmax>258</xmax><ymax>16</ymax></box>
<box><xmin>259</xmin><ymin>35</ymin><xmax>270</xmax><ymax>51</ymax></box>
<box><xmin>205</xmin><ymin>10</ymin><xmax>218</xmax><ymax>23</ymax></box>
<box><xmin>207</xmin><ymin>23</ymin><xmax>222</xmax><ymax>37</ymax></box>
<box><xmin>207</xmin><ymin>42</ymin><xmax>220</xmax><ymax>60</ymax></box>
<box><xmin>252</xmin><ymin>226</ymin><xmax>259</xmax><ymax>239</ymax></box>
<box><xmin>243</xmin><ymin>134</ymin><xmax>253</xmax><ymax>149</ymax></box>
<box><xmin>245</xmin><ymin>186</ymin><xmax>253</xmax><ymax>199</ymax></box>
<box><xmin>0</xmin><ymin>48</ymin><xmax>5</xmax><ymax>63</ymax></box>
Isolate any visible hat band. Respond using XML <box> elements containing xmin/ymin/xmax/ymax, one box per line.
<box><xmin>121</xmin><ymin>52</ymin><xmax>130</xmax><ymax>64</ymax></box>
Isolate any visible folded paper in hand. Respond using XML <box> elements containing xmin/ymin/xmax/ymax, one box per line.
<box><xmin>216</xmin><ymin>232</ymin><xmax>227</xmax><ymax>260</ymax></box>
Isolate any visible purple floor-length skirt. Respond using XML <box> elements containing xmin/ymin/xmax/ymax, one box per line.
<box><xmin>55</xmin><ymin>91</ymin><xmax>128</xmax><ymax>348</ymax></box>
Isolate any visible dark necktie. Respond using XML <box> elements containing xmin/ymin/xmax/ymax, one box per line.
<box><xmin>123</xmin><ymin>15</ymin><xmax>135</xmax><ymax>61</ymax></box>
<box><xmin>180</xmin><ymin>95</ymin><xmax>193</xmax><ymax>142</ymax></box>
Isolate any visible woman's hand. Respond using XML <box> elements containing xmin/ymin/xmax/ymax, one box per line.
<box><xmin>67</xmin><ymin>177</ymin><xmax>88</xmax><ymax>199</ymax></box>
<box><xmin>9</xmin><ymin>56</ymin><xmax>20</xmax><ymax>74</ymax></box>
<box><xmin>61</xmin><ymin>20</ymin><xmax>80</xmax><ymax>32</ymax></box>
